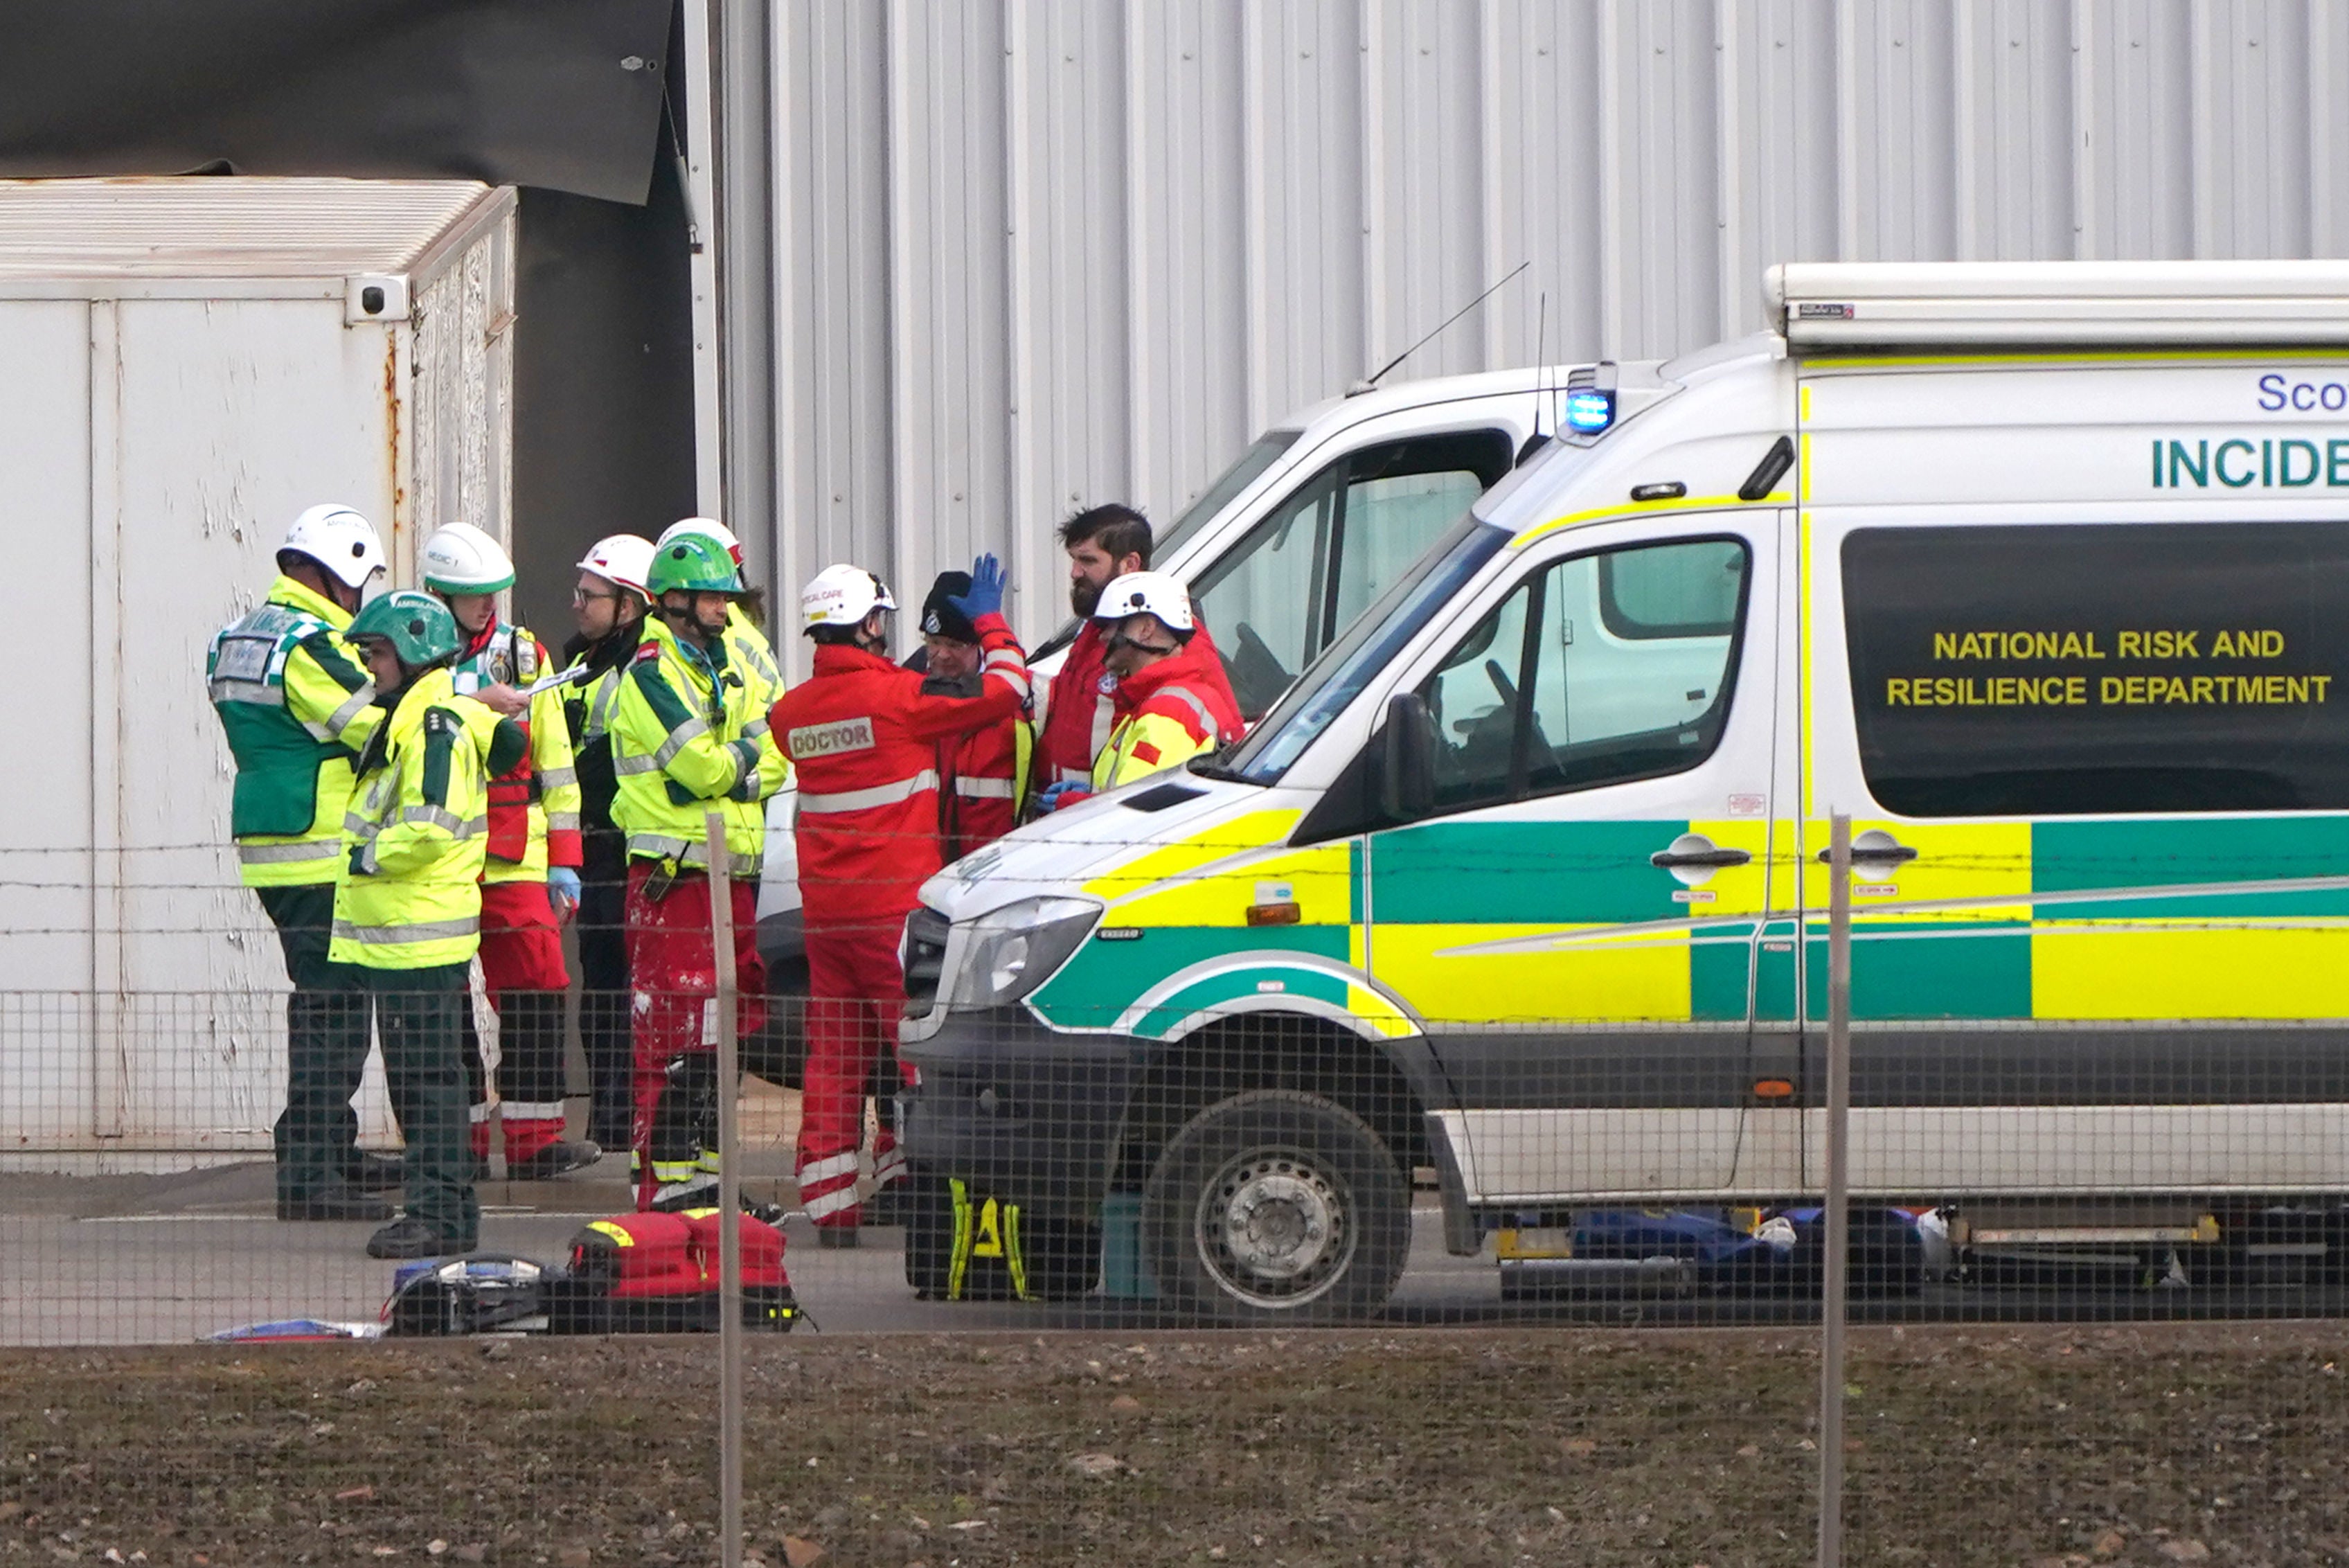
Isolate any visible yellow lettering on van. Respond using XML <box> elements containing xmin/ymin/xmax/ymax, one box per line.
<box><xmin>1931</xmin><ymin>633</ymin><xmax>1956</xmax><ymax>659</ymax></box>
<box><xmin>2316</xmin><ymin>675</ymin><xmax>2334</xmax><ymax>702</ymax></box>
<box><xmin>1885</xmin><ymin>678</ymin><xmax>1910</xmax><ymax>705</ymax></box>
<box><xmin>2118</xmin><ymin>632</ymin><xmax>2143</xmax><ymax>657</ymax></box>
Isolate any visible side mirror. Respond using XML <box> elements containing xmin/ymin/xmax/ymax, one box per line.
<box><xmin>1379</xmin><ymin>691</ymin><xmax>1437</xmax><ymax>822</ymax></box>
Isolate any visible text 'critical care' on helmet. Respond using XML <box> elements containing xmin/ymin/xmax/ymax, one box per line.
<box><xmin>799</xmin><ymin>563</ymin><xmax>897</xmax><ymax>632</ymax></box>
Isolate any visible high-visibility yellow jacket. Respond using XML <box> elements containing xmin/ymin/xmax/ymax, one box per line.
<box><xmin>332</xmin><ymin>668</ymin><xmax>522</xmax><ymax>970</ymax></box>
<box><xmin>206</xmin><ymin>575</ymin><xmax>387</xmax><ymax>888</ymax></box>
<box><xmin>722</xmin><ymin>606</ymin><xmax>788</xmax><ymax>875</ymax></box>
<box><xmin>449</xmin><ymin>621</ymin><xmax>584</xmax><ymax>885</ymax></box>
<box><xmin>609</xmin><ymin>616</ymin><xmax>786</xmax><ymax>874</ymax></box>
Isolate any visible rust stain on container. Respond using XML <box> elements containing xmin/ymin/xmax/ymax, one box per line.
<box><xmin>382</xmin><ymin>330</ymin><xmax>403</xmax><ymax>513</ymax></box>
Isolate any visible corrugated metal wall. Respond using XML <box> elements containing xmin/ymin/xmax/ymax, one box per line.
<box><xmin>770</xmin><ymin>0</ymin><xmax>2349</xmax><ymax>652</ymax></box>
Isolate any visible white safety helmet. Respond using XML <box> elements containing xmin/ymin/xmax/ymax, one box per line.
<box><xmin>575</xmin><ymin>533</ymin><xmax>657</xmax><ymax>600</ymax></box>
<box><xmin>419</xmin><ymin>520</ymin><xmax>515</xmax><ymax>595</ymax></box>
<box><xmin>280</xmin><ymin>504</ymin><xmax>386</xmax><ymax>590</ymax></box>
<box><xmin>1092</xmin><ymin>569</ymin><xmax>1195</xmax><ymax>638</ymax></box>
<box><xmin>659</xmin><ymin>516</ymin><xmax>744</xmax><ymax>568</ymax></box>
<box><xmin>800</xmin><ymin>563</ymin><xmax>897</xmax><ymax>632</ymax></box>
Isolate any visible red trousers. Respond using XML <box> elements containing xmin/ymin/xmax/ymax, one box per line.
<box><xmin>795</xmin><ymin>920</ymin><xmax>909</xmax><ymax>1229</ymax></box>
<box><xmin>625</xmin><ymin>864</ymin><xmax>767</xmax><ymax>1207</ymax></box>
<box><xmin>465</xmin><ymin>880</ymin><xmax>573</xmax><ymax>1163</ymax></box>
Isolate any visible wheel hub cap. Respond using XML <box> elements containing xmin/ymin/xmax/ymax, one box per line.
<box><xmin>1199</xmin><ymin>1153</ymin><xmax>1352</xmax><ymax>1304</ymax></box>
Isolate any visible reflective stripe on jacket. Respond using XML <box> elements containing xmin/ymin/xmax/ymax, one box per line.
<box><xmin>1090</xmin><ymin>643</ymin><xmax>1242</xmax><ymax>792</ymax></box>
<box><xmin>207</xmin><ymin>574</ymin><xmax>385</xmax><ymax>889</ymax></box>
<box><xmin>769</xmin><ymin>612</ymin><xmax>1029</xmax><ymax>929</ymax></box>
<box><xmin>450</xmin><ymin>622</ymin><xmax>584</xmax><ymax>885</ymax></box>
<box><xmin>1037</xmin><ymin>614</ymin><xmax>1238</xmax><ymax>796</ymax></box>
<box><xmin>608</xmin><ymin>616</ymin><xmax>785</xmax><ymax>873</ymax></box>
<box><xmin>722</xmin><ymin>605</ymin><xmax>787</xmax><ymax>877</ymax></box>
<box><xmin>938</xmin><ymin>709</ymin><xmax>1032</xmax><ymax>862</ymax></box>
<box><xmin>331</xmin><ymin>668</ymin><xmax>512</xmax><ymax>970</ymax></box>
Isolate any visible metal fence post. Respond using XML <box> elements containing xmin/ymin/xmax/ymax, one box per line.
<box><xmin>704</xmin><ymin>810</ymin><xmax>743</xmax><ymax>1568</ymax></box>
<box><xmin>1818</xmin><ymin>812</ymin><xmax>1852</xmax><ymax>1568</ymax></box>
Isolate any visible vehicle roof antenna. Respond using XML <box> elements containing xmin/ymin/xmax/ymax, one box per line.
<box><xmin>1515</xmin><ymin>290</ymin><xmax>1553</xmax><ymax>467</ymax></box>
<box><xmin>1348</xmin><ymin>260</ymin><xmax>1529</xmax><ymax>395</ymax></box>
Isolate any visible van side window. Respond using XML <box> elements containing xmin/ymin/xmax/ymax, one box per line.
<box><xmin>1190</xmin><ymin>429</ymin><xmax>1513</xmax><ymax>722</ymax></box>
<box><xmin>1845</xmin><ymin>521</ymin><xmax>2349</xmax><ymax>815</ymax></box>
<box><xmin>1415</xmin><ymin>537</ymin><xmax>1749</xmax><ymax>813</ymax></box>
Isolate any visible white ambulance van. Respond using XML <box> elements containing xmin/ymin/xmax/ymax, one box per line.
<box><xmin>900</xmin><ymin>261</ymin><xmax>2349</xmax><ymax>1320</ymax></box>
<box><xmin>753</xmin><ymin>363</ymin><xmax>1580</xmax><ymax>1071</ymax></box>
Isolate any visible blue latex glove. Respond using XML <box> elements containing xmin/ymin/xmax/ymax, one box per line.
<box><xmin>949</xmin><ymin>552</ymin><xmax>1006</xmax><ymax>621</ymax></box>
<box><xmin>547</xmin><ymin>866</ymin><xmax>582</xmax><ymax>922</ymax></box>
<box><xmin>1035</xmin><ymin>781</ymin><xmax>1091</xmax><ymax>814</ymax></box>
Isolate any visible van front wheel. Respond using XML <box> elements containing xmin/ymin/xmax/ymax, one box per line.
<box><xmin>1142</xmin><ymin>1089</ymin><xmax>1409</xmax><ymax>1323</ymax></box>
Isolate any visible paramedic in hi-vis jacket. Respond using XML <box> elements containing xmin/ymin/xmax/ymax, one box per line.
<box><xmin>607</xmin><ymin>535</ymin><xmax>787</xmax><ymax>1213</ymax></box>
<box><xmin>206</xmin><ymin>504</ymin><xmax>405</xmax><ymax>1222</ymax></box>
<box><xmin>1037</xmin><ymin>570</ymin><xmax>1243</xmax><ymax>811</ymax></box>
<box><xmin>769</xmin><ymin>557</ymin><xmax>1030</xmax><ymax>1246</ymax></box>
<box><xmin>418</xmin><ymin>522</ymin><xmax>601</xmax><ymax>1180</ymax></box>
<box><xmin>918</xmin><ymin>570</ymin><xmax>1035</xmax><ymax>861</ymax></box>
<box><xmin>337</xmin><ymin>591</ymin><xmax>527</xmax><ymax>1260</ymax></box>
<box><xmin>560</xmin><ymin>533</ymin><xmax>659</xmax><ymax>1153</ymax></box>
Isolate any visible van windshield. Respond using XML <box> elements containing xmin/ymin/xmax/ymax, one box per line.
<box><xmin>1152</xmin><ymin>431</ymin><xmax>1302</xmax><ymax>559</ymax></box>
<box><xmin>1219</xmin><ymin>515</ymin><xmax>1510</xmax><ymax>783</ymax></box>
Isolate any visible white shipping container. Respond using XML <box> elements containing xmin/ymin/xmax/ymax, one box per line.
<box><xmin>0</xmin><ymin>177</ymin><xmax>517</xmax><ymax>1163</ymax></box>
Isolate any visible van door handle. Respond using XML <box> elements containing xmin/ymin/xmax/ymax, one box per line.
<box><xmin>1815</xmin><ymin>830</ymin><xmax>1920</xmax><ymax>866</ymax></box>
<box><xmin>1650</xmin><ymin>831</ymin><xmax>1752</xmax><ymax>871</ymax></box>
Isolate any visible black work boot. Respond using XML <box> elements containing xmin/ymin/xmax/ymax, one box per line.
<box><xmin>365</xmin><ymin>1216</ymin><xmax>469</xmax><ymax>1260</ymax></box>
<box><xmin>506</xmin><ymin>1139</ymin><xmax>603</xmax><ymax>1181</ymax></box>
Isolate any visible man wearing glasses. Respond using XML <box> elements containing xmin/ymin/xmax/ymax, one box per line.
<box><xmin>560</xmin><ymin>534</ymin><xmax>658</xmax><ymax>1152</ymax></box>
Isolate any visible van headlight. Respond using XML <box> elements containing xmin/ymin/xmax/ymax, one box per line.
<box><xmin>947</xmin><ymin>897</ymin><xmax>1102</xmax><ymax>1008</ymax></box>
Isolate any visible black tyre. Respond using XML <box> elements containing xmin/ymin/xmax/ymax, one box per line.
<box><xmin>1141</xmin><ymin>1089</ymin><xmax>1409</xmax><ymax>1324</ymax></box>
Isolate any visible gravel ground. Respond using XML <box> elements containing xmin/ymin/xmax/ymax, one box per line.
<box><xmin>3</xmin><ymin>1323</ymin><xmax>2348</xmax><ymax>1567</ymax></box>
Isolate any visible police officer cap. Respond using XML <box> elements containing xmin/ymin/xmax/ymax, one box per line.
<box><xmin>920</xmin><ymin>571</ymin><xmax>980</xmax><ymax>644</ymax></box>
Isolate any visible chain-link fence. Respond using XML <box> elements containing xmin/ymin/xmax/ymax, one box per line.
<box><xmin>9</xmin><ymin>821</ymin><xmax>2349</xmax><ymax>1564</ymax></box>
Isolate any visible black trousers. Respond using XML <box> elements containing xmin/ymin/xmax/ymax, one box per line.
<box><xmin>256</xmin><ymin>882</ymin><xmax>374</xmax><ymax>1200</ymax></box>
<box><xmin>362</xmin><ymin>963</ymin><xmax>479</xmax><ymax>1246</ymax></box>
<box><xmin>576</xmin><ymin>831</ymin><xmax>634</xmax><ymax>1150</ymax></box>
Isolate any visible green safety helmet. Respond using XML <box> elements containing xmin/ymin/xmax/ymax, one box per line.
<box><xmin>348</xmin><ymin>589</ymin><xmax>462</xmax><ymax>670</ymax></box>
<box><xmin>647</xmin><ymin>533</ymin><xmax>744</xmax><ymax>597</ymax></box>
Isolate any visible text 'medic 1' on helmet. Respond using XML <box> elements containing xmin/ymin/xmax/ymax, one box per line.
<box><xmin>1092</xmin><ymin>569</ymin><xmax>1195</xmax><ymax>639</ymax></box>
<box><xmin>281</xmin><ymin>504</ymin><xmax>387</xmax><ymax>590</ymax></box>
<box><xmin>419</xmin><ymin>521</ymin><xmax>516</xmax><ymax>596</ymax></box>
<box><xmin>348</xmin><ymin>589</ymin><xmax>463</xmax><ymax>670</ymax></box>
<box><xmin>575</xmin><ymin>534</ymin><xmax>657</xmax><ymax>600</ymax></box>
<box><xmin>658</xmin><ymin>516</ymin><xmax>744</xmax><ymax>567</ymax></box>
<box><xmin>800</xmin><ymin>563</ymin><xmax>896</xmax><ymax>634</ymax></box>
<box><xmin>647</xmin><ymin>534</ymin><xmax>745</xmax><ymax>598</ymax></box>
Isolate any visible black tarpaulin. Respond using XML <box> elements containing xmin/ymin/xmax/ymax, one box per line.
<box><xmin>0</xmin><ymin>0</ymin><xmax>674</xmax><ymax>204</ymax></box>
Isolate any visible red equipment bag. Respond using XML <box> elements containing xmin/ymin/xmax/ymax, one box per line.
<box><xmin>546</xmin><ymin>1209</ymin><xmax>797</xmax><ymax>1333</ymax></box>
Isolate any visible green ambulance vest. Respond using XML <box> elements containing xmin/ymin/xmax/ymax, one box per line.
<box><xmin>331</xmin><ymin>668</ymin><xmax>500</xmax><ymax>971</ymax></box>
<box><xmin>206</xmin><ymin>584</ymin><xmax>378</xmax><ymax>888</ymax></box>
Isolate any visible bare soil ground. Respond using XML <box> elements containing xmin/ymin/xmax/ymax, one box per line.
<box><xmin>3</xmin><ymin>1323</ymin><xmax>2347</xmax><ymax>1567</ymax></box>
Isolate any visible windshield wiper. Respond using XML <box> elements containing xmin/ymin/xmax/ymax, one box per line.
<box><xmin>1186</xmin><ymin>755</ymin><xmax>1258</xmax><ymax>783</ymax></box>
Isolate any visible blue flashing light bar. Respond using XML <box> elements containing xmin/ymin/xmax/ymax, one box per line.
<box><xmin>1564</xmin><ymin>388</ymin><xmax>1614</xmax><ymax>434</ymax></box>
